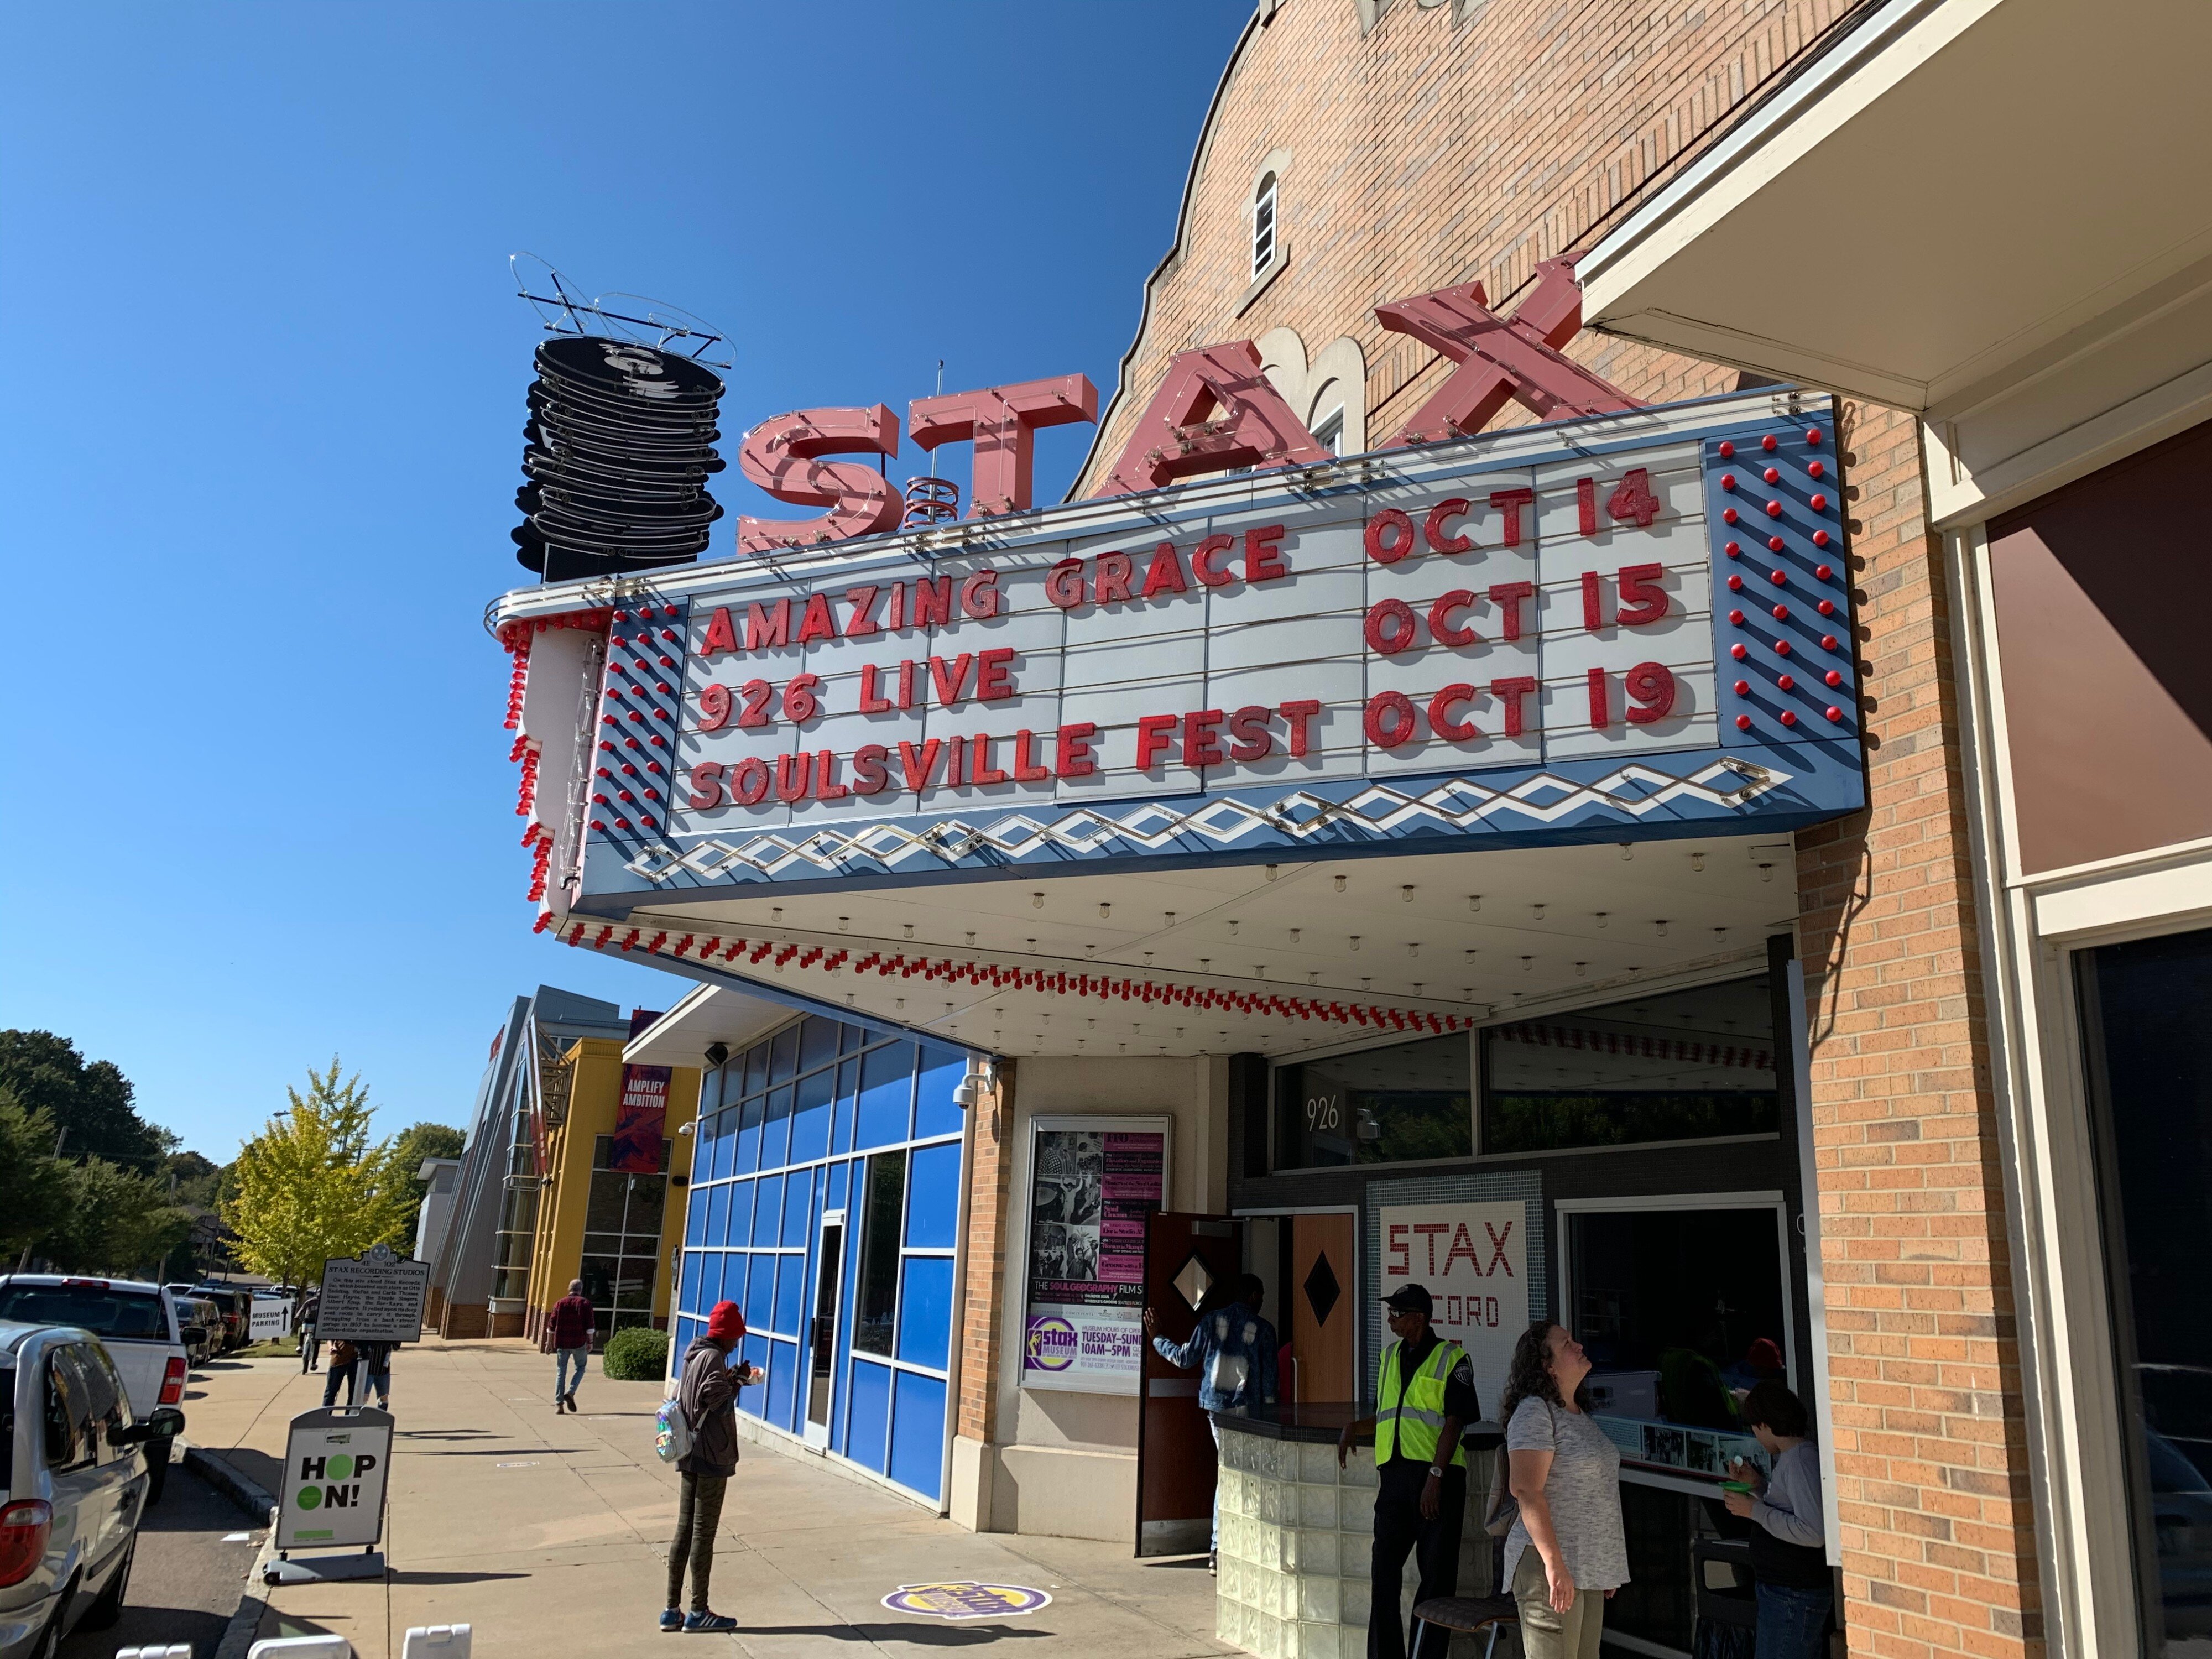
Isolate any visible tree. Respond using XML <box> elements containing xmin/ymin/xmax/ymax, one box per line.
<box><xmin>161</xmin><ymin>1150</ymin><xmax>226</xmax><ymax>1210</ymax></box>
<box><xmin>222</xmin><ymin>1060</ymin><xmax>413</xmax><ymax>1289</ymax></box>
<box><xmin>0</xmin><ymin>1086</ymin><xmax>71</xmax><ymax>1261</ymax></box>
<box><xmin>0</xmin><ymin>1030</ymin><xmax>169</xmax><ymax>1172</ymax></box>
<box><xmin>45</xmin><ymin>1159</ymin><xmax>192</xmax><ymax>1277</ymax></box>
<box><xmin>389</xmin><ymin>1121</ymin><xmax>466</xmax><ymax>1247</ymax></box>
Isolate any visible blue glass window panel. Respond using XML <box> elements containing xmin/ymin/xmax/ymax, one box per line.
<box><xmin>782</xmin><ymin>1166</ymin><xmax>814</xmax><ymax>1246</ymax></box>
<box><xmin>831</xmin><ymin>1060</ymin><xmax>859</xmax><ymax>1155</ymax></box>
<box><xmin>766</xmin><ymin>1339</ymin><xmax>797</xmax><ymax>1430</ymax></box>
<box><xmin>914</xmin><ymin>1045</ymin><xmax>966</xmax><ymax>1140</ymax></box>
<box><xmin>774</xmin><ymin>1253</ymin><xmax>806</xmax><ymax>1335</ymax></box>
<box><xmin>725</xmin><ymin>1179</ymin><xmax>754</xmax><ymax>1247</ymax></box>
<box><xmin>699</xmin><ymin>1065</ymin><xmax>724</xmax><ymax>1115</ymax></box>
<box><xmin>827</xmin><ymin>1160</ymin><xmax>849</xmax><ymax>1214</ymax></box>
<box><xmin>680</xmin><ymin>1250</ymin><xmax>705</xmax><ymax>1313</ymax></box>
<box><xmin>685</xmin><ymin>1187</ymin><xmax>709</xmax><ymax>1246</ymax></box>
<box><xmin>738</xmin><ymin>1335</ymin><xmax>766</xmax><ymax>1417</ymax></box>
<box><xmin>735</xmin><ymin>1092</ymin><xmax>764</xmax><ymax>1173</ymax></box>
<box><xmin>889</xmin><ymin>1371</ymin><xmax>947</xmax><ymax>1501</ymax></box>
<box><xmin>718</xmin><ymin>1252</ymin><xmax>747</xmax><ymax>1308</ymax></box>
<box><xmin>742</xmin><ymin>1041</ymin><xmax>767</xmax><ymax>1097</ymax></box>
<box><xmin>697</xmin><ymin>1112</ymin><xmax>721</xmax><ymax>1183</ymax></box>
<box><xmin>855</xmin><ymin>1044</ymin><xmax>916</xmax><ymax>1150</ymax></box>
<box><xmin>676</xmin><ymin>1315</ymin><xmax>701</xmax><ymax>1360</ymax></box>
<box><xmin>789</xmin><ymin>1066</ymin><xmax>834</xmax><ymax>1165</ymax></box>
<box><xmin>799</xmin><ymin>1016</ymin><xmax>839</xmax><ymax>1077</ymax></box>
<box><xmin>750</xmin><ymin>1175</ymin><xmax>783</xmax><ymax>1248</ymax></box>
<box><xmin>760</xmin><ymin>1085</ymin><xmax>795</xmax><ymax>1172</ymax></box>
<box><xmin>719</xmin><ymin>1107</ymin><xmax>742</xmax><ymax>1178</ymax></box>
<box><xmin>744</xmin><ymin>1255</ymin><xmax>775</xmax><ymax>1334</ymax></box>
<box><xmin>904</xmin><ymin>1143</ymin><xmax>961</xmax><ymax>1248</ymax></box>
<box><xmin>770</xmin><ymin>1025</ymin><xmax>799</xmax><ymax>1083</ymax></box>
<box><xmin>895</xmin><ymin>1255</ymin><xmax>954</xmax><ymax>1371</ymax></box>
<box><xmin>696</xmin><ymin>1184</ymin><xmax>721</xmax><ymax>1247</ymax></box>
<box><xmin>839</xmin><ymin>1020</ymin><xmax>865</xmax><ymax>1054</ymax></box>
<box><xmin>846</xmin><ymin>1359</ymin><xmax>892</xmax><ymax>1473</ymax></box>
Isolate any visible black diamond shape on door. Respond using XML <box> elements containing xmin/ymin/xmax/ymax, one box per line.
<box><xmin>1303</xmin><ymin>1252</ymin><xmax>1342</xmax><ymax>1328</ymax></box>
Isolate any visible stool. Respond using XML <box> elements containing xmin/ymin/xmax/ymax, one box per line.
<box><xmin>1411</xmin><ymin>1593</ymin><xmax>1519</xmax><ymax>1659</ymax></box>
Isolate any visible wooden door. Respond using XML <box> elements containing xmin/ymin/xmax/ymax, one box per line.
<box><xmin>1287</xmin><ymin>1213</ymin><xmax>1357</xmax><ymax>1404</ymax></box>
<box><xmin>1135</xmin><ymin>1212</ymin><xmax>1242</xmax><ymax>1555</ymax></box>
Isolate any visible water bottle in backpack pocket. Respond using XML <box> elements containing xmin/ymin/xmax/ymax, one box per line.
<box><xmin>655</xmin><ymin>1393</ymin><xmax>693</xmax><ymax>1464</ymax></box>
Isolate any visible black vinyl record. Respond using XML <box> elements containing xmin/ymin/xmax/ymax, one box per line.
<box><xmin>534</xmin><ymin>336</ymin><xmax>724</xmax><ymax>403</ymax></box>
<box><xmin>526</xmin><ymin>377</ymin><xmax>720</xmax><ymax>433</ymax></box>
<box><xmin>518</xmin><ymin>487</ymin><xmax>723</xmax><ymax>528</ymax></box>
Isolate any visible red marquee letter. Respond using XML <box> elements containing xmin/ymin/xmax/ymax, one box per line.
<box><xmin>909</xmin><ymin>374</ymin><xmax>1099</xmax><ymax>517</ymax></box>
<box><xmin>735</xmin><ymin>405</ymin><xmax>901</xmax><ymax>555</ymax></box>
<box><xmin>1092</xmin><ymin>341</ymin><xmax>1331</xmax><ymax>498</ymax></box>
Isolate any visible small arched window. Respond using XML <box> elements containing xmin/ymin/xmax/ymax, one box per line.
<box><xmin>1251</xmin><ymin>172</ymin><xmax>1279</xmax><ymax>278</ymax></box>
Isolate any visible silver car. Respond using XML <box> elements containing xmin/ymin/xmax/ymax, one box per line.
<box><xmin>0</xmin><ymin>1321</ymin><xmax>182</xmax><ymax>1659</ymax></box>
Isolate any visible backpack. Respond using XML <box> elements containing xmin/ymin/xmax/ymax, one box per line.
<box><xmin>655</xmin><ymin>1392</ymin><xmax>693</xmax><ymax>1464</ymax></box>
<box><xmin>1483</xmin><ymin>1399</ymin><xmax>1556</xmax><ymax>1537</ymax></box>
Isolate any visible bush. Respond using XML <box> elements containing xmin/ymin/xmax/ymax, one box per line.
<box><xmin>602</xmin><ymin>1324</ymin><xmax>669</xmax><ymax>1381</ymax></box>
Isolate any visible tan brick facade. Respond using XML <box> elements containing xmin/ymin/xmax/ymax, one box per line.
<box><xmin>957</xmin><ymin>1065</ymin><xmax>1015</xmax><ymax>1443</ymax></box>
<box><xmin>1068</xmin><ymin>6</ymin><xmax>2044</xmax><ymax>1658</ymax></box>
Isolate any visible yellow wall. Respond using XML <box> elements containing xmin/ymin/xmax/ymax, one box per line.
<box><xmin>528</xmin><ymin>1037</ymin><xmax>698</xmax><ymax>1334</ymax></box>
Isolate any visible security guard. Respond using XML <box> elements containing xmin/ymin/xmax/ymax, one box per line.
<box><xmin>1338</xmin><ymin>1283</ymin><xmax>1482</xmax><ymax>1659</ymax></box>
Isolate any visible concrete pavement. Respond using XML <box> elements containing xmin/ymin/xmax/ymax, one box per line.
<box><xmin>182</xmin><ymin>1337</ymin><xmax>1232</xmax><ymax>1659</ymax></box>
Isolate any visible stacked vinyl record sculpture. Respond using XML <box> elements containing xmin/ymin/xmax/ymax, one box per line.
<box><xmin>514</xmin><ymin>335</ymin><xmax>726</xmax><ymax>580</ymax></box>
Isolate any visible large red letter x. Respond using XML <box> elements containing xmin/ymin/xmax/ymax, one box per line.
<box><xmin>1378</xmin><ymin>258</ymin><xmax>1641</xmax><ymax>448</ymax></box>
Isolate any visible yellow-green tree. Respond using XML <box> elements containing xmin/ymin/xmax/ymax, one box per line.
<box><xmin>223</xmin><ymin>1060</ymin><xmax>412</xmax><ymax>1288</ymax></box>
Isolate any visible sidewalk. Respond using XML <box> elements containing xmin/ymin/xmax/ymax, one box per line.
<box><xmin>185</xmin><ymin>1337</ymin><xmax>1232</xmax><ymax>1659</ymax></box>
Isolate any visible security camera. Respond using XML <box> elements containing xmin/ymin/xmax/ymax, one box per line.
<box><xmin>703</xmin><ymin>1042</ymin><xmax>729</xmax><ymax>1068</ymax></box>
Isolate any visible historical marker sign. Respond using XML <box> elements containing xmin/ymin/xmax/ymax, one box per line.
<box><xmin>317</xmin><ymin>1243</ymin><xmax>429</xmax><ymax>1344</ymax></box>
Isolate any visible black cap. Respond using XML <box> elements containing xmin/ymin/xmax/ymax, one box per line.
<box><xmin>1381</xmin><ymin>1284</ymin><xmax>1434</xmax><ymax>1315</ymax></box>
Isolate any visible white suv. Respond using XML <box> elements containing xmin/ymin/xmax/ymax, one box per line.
<box><xmin>0</xmin><ymin>1281</ymin><xmax>187</xmax><ymax>1504</ymax></box>
<box><xmin>0</xmin><ymin>1320</ymin><xmax>182</xmax><ymax>1659</ymax></box>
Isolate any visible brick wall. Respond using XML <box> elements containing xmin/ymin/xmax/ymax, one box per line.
<box><xmin>1066</xmin><ymin>4</ymin><xmax>2048</xmax><ymax>1657</ymax></box>
<box><xmin>956</xmin><ymin>1064</ymin><xmax>1016</xmax><ymax>1442</ymax></box>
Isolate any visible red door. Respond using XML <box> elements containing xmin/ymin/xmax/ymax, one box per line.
<box><xmin>1135</xmin><ymin>1212</ymin><xmax>1243</xmax><ymax>1556</ymax></box>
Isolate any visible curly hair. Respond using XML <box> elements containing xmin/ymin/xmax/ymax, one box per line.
<box><xmin>1497</xmin><ymin>1321</ymin><xmax>1593</xmax><ymax>1422</ymax></box>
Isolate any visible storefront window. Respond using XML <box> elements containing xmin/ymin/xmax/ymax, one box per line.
<box><xmin>2077</xmin><ymin>927</ymin><xmax>2212</xmax><ymax>1656</ymax></box>
<box><xmin>1480</xmin><ymin>977</ymin><xmax>1778</xmax><ymax>1154</ymax></box>
<box><xmin>1272</xmin><ymin>1032</ymin><xmax>1472</xmax><ymax>1170</ymax></box>
<box><xmin>853</xmin><ymin>1150</ymin><xmax>906</xmax><ymax>1357</ymax></box>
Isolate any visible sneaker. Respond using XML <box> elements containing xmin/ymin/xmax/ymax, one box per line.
<box><xmin>682</xmin><ymin>1613</ymin><xmax>736</xmax><ymax>1633</ymax></box>
<box><xmin>659</xmin><ymin>1609</ymin><xmax>684</xmax><ymax>1632</ymax></box>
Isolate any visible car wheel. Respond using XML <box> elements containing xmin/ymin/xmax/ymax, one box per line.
<box><xmin>29</xmin><ymin>1577</ymin><xmax>76</xmax><ymax>1659</ymax></box>
<box><xmin>81</xmin><ymin>1541</ymin><xmax>134</xmax><ymax>1631</ymax></box>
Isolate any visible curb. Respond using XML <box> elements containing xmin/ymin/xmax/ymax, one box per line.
<box><xmin>176</xmin><ymin>1441</ymin><xmax>281</xmax><ymax>1659</ymax></box>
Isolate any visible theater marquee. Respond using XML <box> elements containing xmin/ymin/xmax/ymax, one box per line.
<box><xmin>502</xmin><ymin>387</ymin><xmax>1863</xmax><ymax>910</ymax></box>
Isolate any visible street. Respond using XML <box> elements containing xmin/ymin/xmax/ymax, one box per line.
<box><xmin>59</xmin><ymin>1465</ymin><xmax>262</xmax><ymax>1659</ymax></box>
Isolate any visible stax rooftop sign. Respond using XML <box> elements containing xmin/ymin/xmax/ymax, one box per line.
<box><xmin>499</xmin><ymin>264</ymin><xmax>1867</xmax><ymax>907</ymax></box>
<box><xmin>736</xmin><ymin>260</ymin><xmax>1631</xmax><ymax>551</ymax></box>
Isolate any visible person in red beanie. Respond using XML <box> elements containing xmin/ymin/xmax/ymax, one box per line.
<box><xmin>662</xmin><ymin>1300</ymin><xmax>760</xmax><ymax>1633</ymax></box>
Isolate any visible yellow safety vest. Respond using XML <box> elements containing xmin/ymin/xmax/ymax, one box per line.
<box><xmin>1374</xmin><ymin>1338</ymin><xmax>1468</xmax><ymax>1468</ymax></box>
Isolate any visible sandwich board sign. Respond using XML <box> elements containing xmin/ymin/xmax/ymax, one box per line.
<box><xmin>317</xmin><ymin>1242</ymin><xmax>429</xmax><ymax>1343</ymax></box>
<box><xmin>269</xmin><ymin>1404</ymin><xmax>394</xmax><ymax>1582</ymax></box>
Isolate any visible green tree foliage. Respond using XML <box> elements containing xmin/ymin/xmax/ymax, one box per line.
<box><xmin>160</xmin><ymin>1149</ymin><xmax>227</xmax><ymax>1210</ymax></box>
<box><xmin>388</xmin><ymin>1121</ymin><xmax>466</xmax><ymax>1244</ymax></box>
<box><xmin>45</xmin><ymin>1159</ymin><xmax>192</xmax><ymax>1276</ymax></box>
<box><xmin>0</xmin><ymin>1087</ymin><xmax>72</xmax><ymax>1260</ymax></box>
<box><xmin>222</xmin><ymin>1060</ymin><xmax>413</xmax><ymax>1289</ymax></box>
<box><xmin>0</xmin><ymin>1030</ymin><xmax>170</xmax><ymax>1172</ymax></box>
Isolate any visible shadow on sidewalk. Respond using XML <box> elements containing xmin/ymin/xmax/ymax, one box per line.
<box><xmin>734</xmin><ymin>1626</ymin><xmax>1053</xmax><ymax>1647</ymax></box>
<box><xmin>221</xmin><ymin>1447</ymin><xmax>284</xmax><ymax>1495</ymax></box>
<box><xmin>388</xmin><ymin>1570</ymin><xmax>534</xmax><ymax>1585</ymax></box>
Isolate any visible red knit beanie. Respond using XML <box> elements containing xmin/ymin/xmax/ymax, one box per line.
<box><xmin>707</xmin><ymin>1301</ymin><xmax>745</xmax><ymax>1343</ymax></box>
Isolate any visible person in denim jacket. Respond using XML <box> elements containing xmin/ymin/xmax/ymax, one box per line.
<box><xmin>1144</xmin><ymin>1273</ymin><xmax>1279</xmax><ymax>1568</ymax></box>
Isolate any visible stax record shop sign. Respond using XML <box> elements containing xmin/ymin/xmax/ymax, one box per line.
<box><xmin>499</xmin><ymin>261</ymin><xmax>1866</xmax><ymax>910</ymax></box>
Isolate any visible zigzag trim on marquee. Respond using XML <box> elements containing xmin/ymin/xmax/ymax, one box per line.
<box><xmin>619</xmin><ymin>757</ymin><xmax>1790</xmax><ymax>884</ymax></box>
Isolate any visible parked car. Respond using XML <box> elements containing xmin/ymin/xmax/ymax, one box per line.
<box><xmin>173</xmin><ymin>1299</ymin><xmax>222</xmax><ymax>1369</ymax></box>
<box><xmin>191</xmin><ymin>1286</ymin><xmax>254</xmax><ymax>1353</ymax></box>
<box><xmin>0</xmin><ymin>1282</ymin><xmax>186</xmax><ymax>1505</ymax></box>
<box><xmin>0</xmin><ymin>1318</ymin><xmax>182</xmax><ymax>1659</ymax></box>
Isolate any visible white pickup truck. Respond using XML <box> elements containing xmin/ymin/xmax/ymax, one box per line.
<box><xmin>0</xmin><ymin>1277</ymin><xmax>188</xmax><ymax>1503</ymax></box>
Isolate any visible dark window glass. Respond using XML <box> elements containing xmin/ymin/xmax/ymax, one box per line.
<box><xmin>781</xmin><ymin>1167</ymin><xmax>813</xmax><ymax>1246</ymax></box>
<box><xmin>585</xmin><ymin>1171</ymin><xmax>628</xmax><ymax>1234</ymax></box>
<box><xmin>736</xmin><ymin>1091</ymin><xmax>765</xmax><ymax>1173</ymax></box>
<box><xmin>612</xmin><ymin>1259</ymin><xmax>655</xmax><ymax>1311</ymax></box>
<box><xmin>761</xmin><ymin>1084</ymin><xmax>795</xmax><ymax>1171</ymax></box>
<box><xmin>592</xmin><ymin>1134</ymin><xmax>611</xmax><ymax>1170</ymax></box>
<box><xmin>831</xmin><ymin>1060</ymin><xmax>859</xmax><ymax>1155</ymax></box>
<box><xmin>751</xmin><ymin>1173</ymin><xmax>784</xmax><ymax>1248</ymax></box>
<box><xmin>698</xmin><ymin>1065</ymin><xmax>723</xmax><ymax>1115</ymax></box>
<box><xmin>624</xmin><ymin>1172</ymin><xmax>667</xmax><ymax>1241</ymax></box>
<box><xmin>852</xmin><ymin>1151</ymin><xmax>907</xmax><ymax>1357</ymax></box>
<box><xmin>799</xmin><ymin>1016</ymin><xmax>839</xmax><ymax>1076</ymax></box>
<box><xmin>578</xmin><ymin>1254</ymin><xmax>618</xmax><ymax>1310</ymax></box>
<box><xmin>2078</xmin><ymin>928</ymin><xmax>2212</xmax><ymax>1657</ymax></box>
<box><xmin>742</xmin><ymin>1040</ymin><xmax>768</xmax><ymax>1097</ymax></box>
<box><xmin>1274</xmin><ymin>1032</ymin><xmax>1471</xmax><ymax>1170</ymax></box>
<box><xmin>1480</xmin><ymin>977</ymin><xmax>1778</xmax><ymax>1154</ymax></box>
<box><xmin>790</xmin><ymin>1066</ymin><xmax>834</xmax><ymax>1165</ymax></box>
<box><xmin>0</xmin><ymin>1287</ymin><xmax>167</xmax><ymax>1340</ymax></box>
<box><xmin>769</xmin><ymin>1025</ymin><xmax>799</xmax><ymax>1083</ymax></box>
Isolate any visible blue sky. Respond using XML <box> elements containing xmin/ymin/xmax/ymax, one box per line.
<box><xmin>0</xmin><ymin>2</ymin><xmax>1248</xmax><ymax>1159</ymax></box>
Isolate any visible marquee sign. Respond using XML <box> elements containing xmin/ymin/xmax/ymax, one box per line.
<box><xmin>500</xmin><ymin>385</ymin><xmax>1861</xmax><ymax>909</ymax></box>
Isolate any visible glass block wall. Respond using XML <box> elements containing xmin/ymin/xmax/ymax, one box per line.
<box><xmin>671</xmin><ymin>1011</ymin><xmax>967</xmax><ymax>1504</ymax></box>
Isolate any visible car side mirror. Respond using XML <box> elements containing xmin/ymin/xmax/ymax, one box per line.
<box><xmin>149</xmin><ymin>1406</ymin><xmax>185</xmax><ymax>1439</ymax></box>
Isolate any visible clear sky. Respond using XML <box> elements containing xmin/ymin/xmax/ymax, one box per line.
<box><xmin>0</xmin><ymin>2</ymin><xmax>1249</xmax><ymax>1160</ymax></box>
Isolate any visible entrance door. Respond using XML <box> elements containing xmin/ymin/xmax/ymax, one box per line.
<box><xmin>804</xmin><ymin>1209</ymin><xmax>845</xmax><ymax>1448</ymax></box>
<box><xmin>1136</xmin><ymin>1212</ymin><xmax>1243</xmax><ymax>1556</ymax></box>
<box><xmin>1287</xmin><ymin>1214</ymin><xmax>1357</xmax><ymax>1404</ymax></box>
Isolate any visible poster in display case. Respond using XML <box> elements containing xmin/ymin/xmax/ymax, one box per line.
<box><xmin>1020</xmin><ymin>1115</ymin><xmax>1171</xmax><ymax>1395</ymax></box>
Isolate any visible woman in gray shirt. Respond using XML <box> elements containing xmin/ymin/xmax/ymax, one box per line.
<box><xmin>1501</xmin><ymin>1322</ymin><xmax>1630</xmax><ymax>1659</ymax></box>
